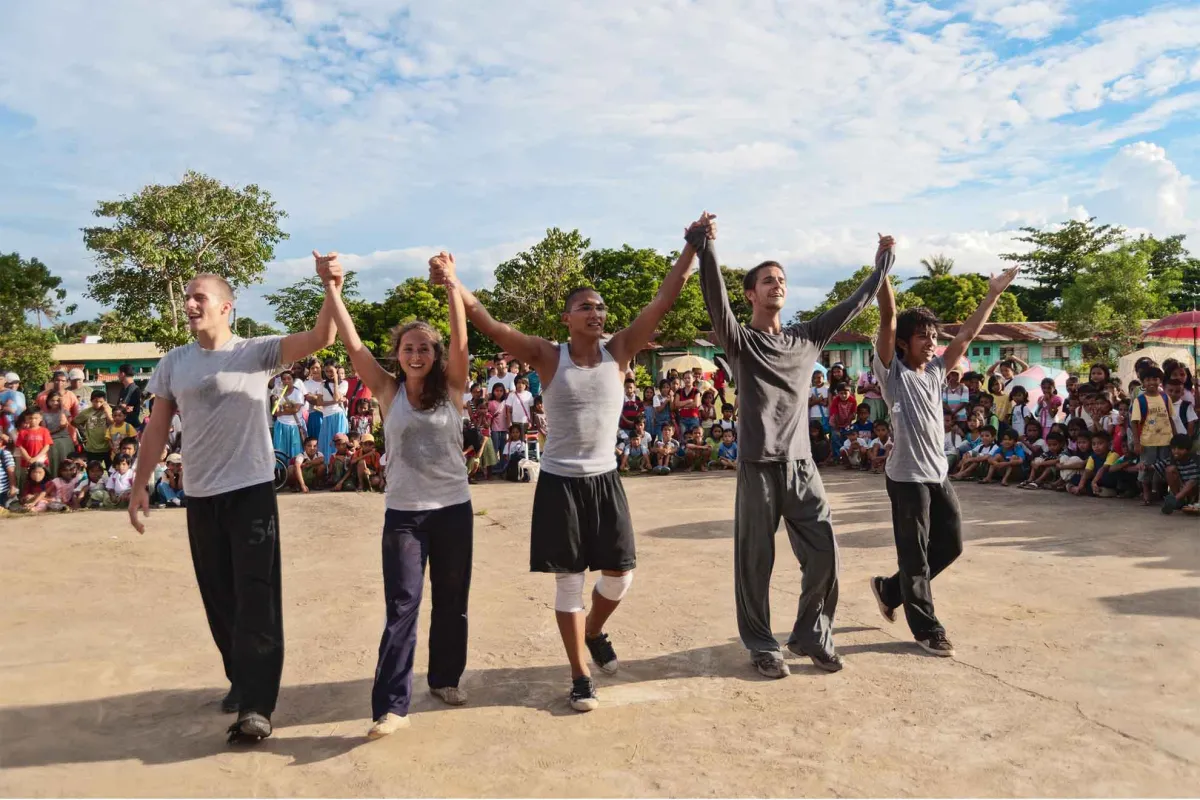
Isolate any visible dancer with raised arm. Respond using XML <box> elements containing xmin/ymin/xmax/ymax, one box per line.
<box><xmin>128</xmin><ymin>256</ymin><xmax>342</xmax><ymax>744</ymax></box>
<box><xmin>696</xmin><ymin>223</ymin><xmax>894</xmax><ymax>678</ymax></box>
<box><xmin>869</xmin><ymin>255</ymin><xmax>1020</xmax><ymax>657</ymax></box>
<box><xmin>430</xmin><ymin>215</ymin><xmax>708</xmax><ymax>712</ymax></box>
<box><xmin>318</xmin><ymin>251</ymin><xmax>474</xmax><ymax>738</ymax></box>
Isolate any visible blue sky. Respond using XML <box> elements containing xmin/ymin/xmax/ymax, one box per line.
<box><xmin>1</xmin><ymin>0</ymin><xmax>1198</xmax><ymax>327</ymax></box>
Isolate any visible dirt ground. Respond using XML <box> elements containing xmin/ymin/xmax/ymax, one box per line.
<box><xmin>1</xmin><ymin>469</ymin><xmax>1198</xmax><ymax>797</ymax></box>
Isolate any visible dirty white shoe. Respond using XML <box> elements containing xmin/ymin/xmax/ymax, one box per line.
<box><xmin>430</xmin><ymin>686</ymin><xmax>468</xmax><ymax>706</ymax></box>
<box><xmin>368</xmin><ymin>713</ymin><xmax>410</xmax><ymax>739</ymax></box>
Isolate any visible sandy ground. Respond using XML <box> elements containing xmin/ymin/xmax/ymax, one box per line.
<box><xmin>1</xmin><ymin>469</ymin><xmax>1198</xmax><ymax>797</ymax></box>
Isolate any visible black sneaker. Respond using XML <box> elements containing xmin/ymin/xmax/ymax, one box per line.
<box><xmin>585</xmin><ymin>632</ymin><xmax>619</xmax><ymax>675</ymax></box>
<box><xmin>751</xmin><ymin>651</ymin><xmax>790</xmax><ymax>679</ymax></box>
<box><xmin>569</xmin><ymin>676</ymin><xmax>599</xmax><ymax>712</ymax></box>
<box><xmin>870</xmin><ymin>576</ymin><xmax>896</xmax><ymax>624</ymax></box>
<box><xmin>917</xmin><ymin>631</ymin><xmax>956</xmax><ymax>657</ymax></box>
<box><xmin>226</xmin><ymin>711</ymin><xmax>272</xmax><ymax>744</ymax></box>
<box><xmin>220</xmin><ymin>687</ymin><xmax>239</xmax><ymax>714</ymax></box>
<box><xmin>786</xmin><ymin>642</ymin><xmax>844</xmax><ymax>672</ymax></box>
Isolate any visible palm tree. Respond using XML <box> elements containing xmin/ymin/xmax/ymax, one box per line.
<box><xmin>27</xmin><ymin>292</ymin><xmax>59</xmax><ymax>328</ymax></box>
<box><xmin>914</xmin><ymin>253</ymin><xmax>955</xmax><ymax>280</ymax></box>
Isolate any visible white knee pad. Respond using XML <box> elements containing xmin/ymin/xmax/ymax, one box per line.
<box><xmin>595</xmin><ymin>571</ymin><xmax>634</xmax><ymax>602</ymax></box>
<box><xmin>554</xmin><ymin>572</ymin><xmax>586</xmax><ymax>613</ymax></box>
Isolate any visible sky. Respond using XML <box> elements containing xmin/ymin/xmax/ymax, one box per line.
<box><xmin>1</xmin><ymin>0</ymin><xmax>1199</xmax><ymax>328</ymax></box>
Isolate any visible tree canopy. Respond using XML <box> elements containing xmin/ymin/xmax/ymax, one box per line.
<box><xmin>906</xmin><ymin>273</ymin><xmax>1025</xmax><ymax>324</ymax></box>
<box><xmin>489</xmin><ymin>228</ymin><xmax>589</xmax><ymax>341</ymax></box>
<box><xmin>83</xmin><ymin>170</ymin><xmax>288</xmax><ymax>350</ymax></box>
<box><xmin>999</xmin><ymin>218</ymin><xmax>1126</xmax><ymax>321</ymax></box>
<box><xmin>0</xmin><ymin>251</ymin><xmax>68</xmax><ymax>389</ymax></box>
<box><xmin>793</xmin><ymin>267</ymin><xmax>923</xmax><ymax>339</ymax></box>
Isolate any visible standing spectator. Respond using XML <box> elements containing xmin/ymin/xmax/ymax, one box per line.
<box><xmin>942</xmin><ymin>369</ymin><xmax>970</xmax><ymax>422</ymax></box>
<box><xmin>524</xmin><ymin>363</ymin><xmax>542</xmax><ymax>397</ymax></box>
<box><xmin>315</xmin><ymin>359</ymin><xmax>349</xmax><ymax>459</ymax></box>
<box><xmin>486</xmin><ymin>383</ymin><xmax>508</xmax><ymax>458</ymax></box>
<box><xmin>37</xmin><ymin>371</ymin><xmax>81</xmax><ymax>419</ymax></box>
<box><xmin>699</xmin><ymin>390</ymin><xmax>718</xmax><ymax>438</ymax></box>
<box><xmin>106</xmin><ymin>407</ymin><xmax>137</xmax><ymax>460</ymax></box>
<box><xmin>618</xmin><ymin>378</ymin><xmax>641</xmax><ymax>434</ymax></box>
<box><xmin>1</xmin><ymin>372</ymin><xmax>26</xmax><ymax>430</ymax></box>
<box><xmin>808</xmin><ymin>369</ymin><xmax>830</xmax><ymax>431</ymax></box>
<box><xmin>40</xmin><ymin>391</ymin><xmax>77</xmax><ymax>480</ymax></box>
<box><xmin>987</xmin><ymin>356</ymin><xmax>1028</xmax><ymax>389</ymax></box>
<box><xmin>857</xmin><ymin>368</ymin><xmax>886</xmax><ymax>422</ymax></box>
<box><xmin>15</xmin><ymin>409</ymin><xmax>53</xmax><ymax>474</ymax></box>
<box><xmin>0</xmin><ymin>431</ymin><xmax>17</xmax><ymax>508</ymax></box>
<box><xmin>505</xmin><ymin>376</ymin><xmax>535</xmax><ymax>434</ymax></box>
<box><xmin>1083</xmin><ymin>363</ymin><xmax>1112</xmax><ymax>398</ymax></box>
<box><xmin>1132</xmin><ymin>367</ymin><xmax>1177</xmax><ymax>505</ymax></box>
<box><xmin>943</xmin><ymin>412</ymin><xmax>964</xmax><ymax>470</ymax></box>
<box><xmin>72</xmin><ymin>390</ymin><xmax>114</xmax><ymax>467</ymax></box>
<box><xmin>1035</xmin><ymin>378</ymin><xmax>1062</xmax><ymax>430</ymax></box>
<box><xmin>653</xmin><ymin>381</ymin><xmax>674</xmax><ymax>439</ymax></box>
<box><xmin>828</xmin><ymin>383</ymin><xmax>857</xmax><ymax>454</ymax></box>
<box><xmin>530</xmin><ymin>395</ymin><xmax>548</xmax><ymax>454</ymax></box>
<box><xmin>1007</xmin><ymin>385</ymin><xmax>1033</xmax><ymax>437</ymax></box>
<box><xmin>713</xmin><ymin>361</ymin><xmax>729</xmax><ymax>405</ymax></box>
<box><xmin>673</xmin><ymin>371</ymin><xmax>702</xmax><ymax>435</ymax></box>
<box><xmin>272</xmin><ymin>371</ymin><xmax>307</xmax><ymax>461</ymax></box>
<box><xmin>827</xmin><ymin>363</ymin><xmax>848</xmax><ymax>390</ymax></box>
<box><xmin>962</xmin><ymin>371</ymin><xmax>984</xmax><ymax>410</ymax></box>
<box><xmin>67</xmin><ymin>369</ymin><xmax>89</xmax><ymax>407</ymax></box>
<box><xmin>640</xmin><ymin>386</ymin><xmax>657</xmax><ymax>437</ymax></box>
<box><xmin>502</xmin><ymin>359</ymin><xmax>520</xmax><ymax>392</ymax></box>
<box><xmin>1165</xmin><ymin>379</ymin><xmax>1198</xmax><ymax>444</ymax></box>
<box><xmin>116</xmin><ymin>365</ymin><xmax>144</xmax><ymax>427</ymax></box>
<box><xmin>485</xmin><ymin>364</ymin><xmax>504</xmax><ymax>394</ymax></box>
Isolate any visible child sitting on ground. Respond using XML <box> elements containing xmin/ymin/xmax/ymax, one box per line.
<box><xmin>1155</xmin><ymin>433</ymin><xmax>1200</xmax><ymax>514</ymax></box>
<box><xmin>1022</xmin><ymin>420</ymin><xmax>1047</xmax><ymax>458</ymax></box>
<box><xmin>355</xmin><ymin>433</ymin><xmax>383</xmax><ymax>491</ymax></box>
<box><xmin>868</xmin><ymin>421</ymin><xmax>892</xmax><ymax>474</ymax></box>
<box><xmin>618</xmin><ymin>419</ymin><xmax>652</xmax><ymax>474</ymax></box>
<box><xmin>46</xmin><ymin>461</ymin><xmax>78</xmax><ymax>511</ymax></box>
<box><xmin>718</xmin><ymin>428</ymin><xmax>738</xmax><ymax>470</ymax></box>
<box><xmin>1022</xmin><ymin>431</ymin><xmax>1066</xmax><ymax>489</ymax></box>
<box><xmin>1057</xmin><ymin>432</ymin><xmax>1093</xmax><ymax>492</ymax></box>
<box><xmin>982</xmin><ymin>429</ymin><xmax>1027</xmax><ymax>486</ymax></box>
<box><xmin>810</xmin><ymin>420</ymin><xmax>833</xmax><ymax>466</ymax></box>
<box><xmin>944</xmin><ymin>412</ymin><xmax>965</xmax><ymax>470</ymax></box>
<box><xmin>1071</xmin><ymin>429</ymin><xmax>1123</xmax><ymax>497</ymax></box>
<box><xmin>104</xmin><ymin>455</ymin><xmax>135</xmax><ymax>507</ymax></box>
<box><xmin>951</xmin><ymin>425</ymin><xmax>999</xmax><ymax>481</ymax></box>
<box><xmin>957</xmin><ymin>410</ymin><xmax>985</xmax><ymax>456</ymax></box>
<box><xmin>18</xmin><ymin>462</ymin><xmax>51</xmax><ymax>513</ymax></box>
<box><xmin>290</xmin><ymin>436</ymin><xmax>326</xmax><ymax>492</ymax></box>
<box><xmin>682</xmin><ymin>426</ymin><xmax>711</xmax><ymax>472</ymax></box>
<box><xmin>329</xmin><ymin>432</ymin><xmax>356</xmax><ymax>490</ymax></box>
<box><xmin>495</xmin><ymin>424</ymin><xmax>527</xmax><ymax>481</ymax></box>
<box><xmin>651</xmin><ymin>422</ymin><xmax>680</xmax><ymax>475</ymax></box>
<box><xmin>81</xmin><ymin>460</ymin><xmax>107</xmax><ymax>508</ymax></box>
<box><xmin>828</xmin><ymin>383</ymin><xmax>858</xmax><ymax>453</ymax></box>
<box><xmin>840</xmin><ymin>429</ymin><xmax>869</xmax><ymax>470</ymax></box>
<box><xmin>156</xmin><ymin>453</ymin><xmax>186</xmax><ymax>506</ymax></box>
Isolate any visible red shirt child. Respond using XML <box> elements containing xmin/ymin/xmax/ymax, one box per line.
<box><xmin>16</xmin><ymin>418</ymin><xmax>53</xmax><ymax>468</ymax></box>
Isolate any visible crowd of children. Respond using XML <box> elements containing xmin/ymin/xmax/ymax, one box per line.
<box><xmin>807</xmin><ymin>356</ymin><xmax>1199</xmax><ymax>516</ymax></box>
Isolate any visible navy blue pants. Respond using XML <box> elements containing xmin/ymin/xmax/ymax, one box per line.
<box><xmin>371</xmin><ymin>502</ymin><xmax>473</xmax><ymax>720</ymax></box>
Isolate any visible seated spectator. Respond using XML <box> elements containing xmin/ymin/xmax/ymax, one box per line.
<box><xmin>1071</xmin><ymin>430</ymin><xmax>1128</xmax><ymax>497</ymax></box>
<box><xmin>1156</xmin><ymin>434</ymin><xmax>1200</xmax><ymax>514</ymax></box>
<box><xmin>329</xmin><ymin>432</ymin><xmax>356</xmax><ymax>491</ymax></box>
<box><xmin>81</xmin><ymin>460</ymin><xmax>107</xmax><ymax>508</ymax></box>
<box><xmin>618</xmin><ymin>418</ymin><xmax>652</xmax><ymax>474</ymax></box>
<box><xmin>957</xmin><ymin>410</ymin><xmax>985</xmax><ymax>456</ymax></box>
<box><xmin>18</xmin><ymin>462</ymin><xmax>51</xmax><ymax>513</ymax></box>
<box><xmin>46</xmin><ymin>461</ymin><xmax>78</xmax><ymax>511</ymax></box>
<box><xmin>868</xmin><ymin>421</ymin><xmax>892</xmax><ymax>474</ymax></box>
<box><xmin>1022</xmin><ymin>431</ymin><xmax>1067</xmax><ymax>489</ymax></box>
<box><xmin>1094</xmin><ymin>394</ymin><xmax>1120</xmax><ymax>435</ymax></box>
<box><xmin>156</xmin><ymin>453</ymin><xmax>186</xmax><ymax>507</ymax></box>
<box><xmin>704</xmin><ymin>424</ymin><xmax>724</xmax><ymax>465</ymax></box>
<box><xmin>289</xmin><ymin>437</ymin><xmax>326</xmax><ymax>493</ymax></box>
<box><xmin>104</xmin><ymin>455</ymin><xmax>135</xmax><ymax>507</ymax></box>
<box><xmin>951</xmin><ymin>425</ymin><xmax>999</xmax><ymax>481</ymax></box>
<box><xmin>1057</xmin><ymin>432</ymin><xmax>1093</xmax><ymax>492</ymax></box>
<box><xmin>977</xmin><ymin>394</ymin><xmax>1000</xmax><ymax>432</ymax></box>
<box><xmin>810</xmin><ymin>420</ymin><xmax>832</xmax><ymax>466</ymax></box>
<box><xmin>943</xmin><ymin>412</ymin><xmax>965</xmax><ymax>470</ymax></box>
<box><xmin>718</xmin><ymin>428</ymin><xmax>739</xmax><ymax>470</ymax></box>
<box><xmin>1022</xmin><ymin>420</ymin><xmax>1047</xmax><ymax>457</ymax></box>
<box><xmin>962</xmin><ymin>371</ymin><xmax>984</xmax><ymax>409</ymax></box>
<box><xmin>495</xmin><ymin>424</ymin><xmax>527</xmax><ymax>481</ymax></box>
<box><xmin>682</xmin><ymin>426</ymin><xmax>711</xmax><ymax>472</ymax></box>
<box><xmin>356</xmin><ymin>433</ymin><xmax>383</xmax><ymax>491</ymax></box>
<box><xmin>982</xmin><ymin>429</ymin><xmax>1028</xmax><ymax>486</ymax></box>
<box><xmin>828</xmin><ymin>383</ymin><xmax>857</xmax><ymax>454</ymax></box>
<box><xmin>840</xmin><ymin>429</ymin><xmax>870</xmax><ymax>470</ymax></box>
<box><xmin>651</xmin><ymin>422</ymin><xmax>680</xmax><ymax>475</ymax></box>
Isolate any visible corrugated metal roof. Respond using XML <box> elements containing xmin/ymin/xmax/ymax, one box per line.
<box><xmin>938</xmin><ymin>319</ymin><xmax>1158</xmax><ymax>342</ymax></box>
<box><xmin>53</xmin><ymin>342</ymin><xmax>164</xmax><ymax>362</ymax></box>
<box><xmin>826</xmin><ymin>331</ymin><xmax>873</xmax><ymax>345</ymax></box>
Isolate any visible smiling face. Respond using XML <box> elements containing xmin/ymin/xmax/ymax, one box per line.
<box><xmin>746</xmin><ymin>265</ymin><xmax>787</xmax><ymax>312</ymax></box>
<box><xmin>184</xmin><ymin>276</ymin><xmax>234</xmax><ymax>335</ymax></box>
<box><xmin>561</xmin><ymin>289</ymin><xmax>607</xmax><ymax>340</ymax></box>
<box><xmin>1090</xmin><ymin>366</ymin><xmax>1107</xmax><ymax>384</ymax></box>
<box><xmin>397</xmin><ymin>329</ymin><xmax>438</xmax><ymax>380</ymax></box>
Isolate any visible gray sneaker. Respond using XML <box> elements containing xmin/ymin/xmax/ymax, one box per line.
<box><xmin>227</xmin><ymin>711</ymin><xmax>272</xmax><ymax>744</ymax></box>
<box><xmin>751</xmin><ymin>651</ymin><xmax>790</xmax><ymax>679</ymax></box>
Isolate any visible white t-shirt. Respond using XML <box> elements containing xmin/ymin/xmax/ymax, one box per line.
<box><xmin>1009</xmin><ymin>403</ymin><xmax>1030</xmax><ymax>436</ymax></box>
<box><xmin>105</xmin><ymin>469</ymin><xmax>135</xmax><ymax>494</ymax></box>
<box><xmin>275</xmin><ymin>386</ymin><xmax>307</xmax><ymax>427</ymax></box>
<box><xmin>316</xmin><ymin>380</ymin><xmax>349</xmax><ymax>417</ymax></box>
<box><xmin>502</xmin><ymin>440</ymin><xmax>526</xmax><ymax>458</ymax></box>
<box><xmin>1171</xmin><ymin>399</ymin><xmax>1198</xmax><ymax>432</ymax></box>
<box><xmin>943</xmin><ymin>430</ymin><xmax>964</xmax><ymax>455</ymax></box>
<box><xmin>809</xmin><ymin>386</ymin><xmax>829</xmax><ymax>420</ymax></box>
<box><xmin>620</xmin><ymin>431</ymin><xmax>651</xmax><ymax>453</ymax></box>
<box><xmin>501</xmin><ymin>372</ymin><xmax>518</xmax><ymax>392</ymax></box>
<box><xmin>505</xmin><ymin>390</ymin><xmax>534</xmax><ymax>425</ymax></box>
<box><xmin>869</xmin><ymin>437</ymin><xmax>893</xmax><ymax>453</ymax></box>
<box><xmin>486</xmin><ymin>376</ymin><xmax>505</xmax><ymax>394</ymax></box>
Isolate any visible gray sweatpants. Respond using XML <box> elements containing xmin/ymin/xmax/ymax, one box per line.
<box><xmin>734</xmin><ymin>459</ymin><xmax>839</xmax><ymax>657</ymax></box>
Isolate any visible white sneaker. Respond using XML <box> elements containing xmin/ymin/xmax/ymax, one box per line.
<box><xmin>368</xmin><ymin>713</ymin><xmax>410</xmax><ymax>739</ymax></box>
<box><xmin>430</xmin><ymin>686</ymin><xmax>468</xmax><ymax>706</ymax></box>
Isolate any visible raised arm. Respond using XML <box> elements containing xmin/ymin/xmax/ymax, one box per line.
<box><xmin>430</xmin><ymin>265</ymin><xmax>559</xmax><ymax>378</ymax></box>
<box><xmin>280</xmin><ymin>251</ymin><xmax>341</xmax><ymax>365</ymax></box>
<box><xmin>875</xmin><ymin>236</ymin><xmax>898</xmax><ymax>368</ymax></box>
<box><xmin>607</xmin><ymin>213</ymin><xmax>711</xmax><ymax>364</ymax></box>
<box><xmin>695</xmin><ymin>214</ymin><xmax>740</xmax><ymax>353</ymax></box>
<box><xmin>942</xmin><ymin>266</ymin><xmax>1020</xmax><ymax>370</ymax></box>
<box><xmin>432</xmin><ymin>251</ymin><xmax>470</xmax><ymax>409</ymax></box>
<box><xmin>795</xmin><ymin>237</ymin><xmax>895</xmax><ymax>348</ymax></box>
<box><xmin>314</xmin><ymin>252</ymin><xmax>399</xmax><ymax>413</ymax></box>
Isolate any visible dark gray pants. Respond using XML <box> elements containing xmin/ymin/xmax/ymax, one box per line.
<box><xmin>734</xmin><ymin>459</ymin><xmax>839</xmax><ymax>657</ymax></box>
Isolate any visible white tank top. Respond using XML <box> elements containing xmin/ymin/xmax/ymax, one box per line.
<box><xmin>540</xmin><ymin>342</ymin><xmax>625</xmax><ymax>478</ymax></box>
<box><xmin>383</xmin><ymin>388</ymin><xmax>471</xmax><ymax>511</ymax></box>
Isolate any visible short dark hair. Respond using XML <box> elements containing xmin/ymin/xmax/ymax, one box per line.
<box><xmin>1046</xmin><ymin>432</ymin><xmax>1065</xmax><ymax>444</ymax></box>
<box><xmin>874</xmin><ymin>420</ymin><xmax>891</xmax><ymax>431</ymax></box>
<box><xmin>563</xmin><ymin>286</ymin><xmax>600</xmax><ymax>311</ymax></box>
<box><xmin>857</xmin><ymin>403</ymin><xmax>871</xmax><ymax>412</ymax></box>
<box><xmin>1090</xmin><ymin>430</ymin><xmax>1111</xmax><ymax>444</ymax></box>
<box><xmin>624</xmin><ymin>377</ymin><xmax>635</xmax><ymax>385</ymax></box>
<box><xmin>120</xmin><ymin>436</ymin><xmax>138</xmax><ymax>448</ymax></box>
<box><xmin>113</xmin><ymin>455</ymin><xmax>131</xmax><ymax>466</ymax></box>
<box><xmin>981</xmin><ymin>425</ymin><xmax>997</xmax><ymax>436</ymax></box>
<box><xmin>722</xmin><ymin>403</ymin><xmax>734</xmax><ymax>412</ymax></box>
<box><xmin>1166</xmin><ymin>378</ymin><xmax>1184</xmax><ymax>388</ymax></box>
<box><xmin>304</xmin><ymin>436</ymin><xmax>318</xmax><ymax>445</ymax></box>
<box><xmin>118</xmin><ymin>364</ymin><xmax>134</xmax><ymax>377</ymax></box>
<box><xmin>90</xmin><ymin>390</ymin><xmax>106</xmax><ymax>400</ymax></box>
<box><xmin>1170</xmin><ymin>433</ymin><xmax>1192</xmax><ymax>450</ymax></box>
<box><xmin>743</xmin><ymin>261</ymin><xmax>783</xmax><ymax>293</ymax></box>
<box><xmin>1142</xmin><ymin>366</ymin><xmax>1164</xmax><ymax>381</ymax></box>
<box><xmin>895</xmin><ymin>308</ymin><xmax>941</xmax><ymax>353</ymax></box>
<box><xmin>962</xmin><ymin>371</ymin><xmax>982</xmax><ymax>382</ymax></box>
<box><xmin>1000</xmin><ymin>429</ymin><xmax>1017</xmax><ymax>441</ymax></box>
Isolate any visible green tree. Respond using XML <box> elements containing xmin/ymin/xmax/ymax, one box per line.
<box><xmin>999</xmin><ymin>217</ymin><xmax>1126</xmax><ymax>320</ymax></box>
<box><xmin>581</xmin><ymin>245</ymin><xmax>710</xmax><ymax>344</ymax></box>
<box><xmin>0</xmin><ymin>326</ymin><xmax>56</xmax><ymax>393</ymax></box>
<box><xmin>793</xmin><ymin>267</ymin><xmax>921</xmax><ymax>339</ymax></box>
<box><xmin>719</xmin><ymin>265</ymin><xmax>753</xmax><ymax>326</ymax></box>
<box><xmin>265</xmin><ymin>272</ymin><xmax>361</xmax><ymax>333</ymax></box>
<box><xmin>1059</xmin><ymin>245</ymin><xmax>1175</xmax><ymax>358</ymax></box>
<box><xmin>489</xmin><ymin>228</ymin><xmax>589</xmax><ymax>340</ymax></box>
<box><xmin>1133</xmin><ymin>233</ymin><xmax>1198</xmax><ymax>312</ymax></box>
<box><xmin>231</xmin><ymin>316</ymin><xmax>283</xmax><ymax>338</ymax></box>
<box><xmin>356</xmin><ymin>277</ymin><xmax>450</xmax><ymax>358</ymax></box>
<box><xmin>0</xmin><ymin>252</ymin><xmax>67</xmax><ymax>332</ymax></box>
<box><xmin>916</xmin><ymin>253</ymin><xmax>955</xmax><ymax>279</ymax></box>
<box><xmin>907</xmin><ymin>274</ymin><xmax>1025</xmax><ymax>324</ymax></box>
<box><xmin>82</xmin><ymin>170</ymin><xmax>289</xmax><ymax>349</ymax></box>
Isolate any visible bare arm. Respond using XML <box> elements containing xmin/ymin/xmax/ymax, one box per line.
<box><xmin>128</xmin><ymin>396</ymin><xmax>175</xmax><ymax>533</ymax></box>
<box><xmin>280</xmin><ymin>298</ymin><xmax>337</xmax><ymax>366</ymax></box>
<box><xmin>943</xmin><ymin>266</ymin><xmax>1020</xmax><ymax>370</ymax></box>
<box><xmin>314</xmin><ymin>254</ymin><xmax>399</xmax><ymax>414</ymax></box>
<box><xmin>875</xmin><ymin>239</ymin><xmax>897</xmax><ymax>368</ymax></box>
<box><xmin>432</xmin><ymin>252</ymin><xmax>473</xmax><ymax>410</ymax></box>
<box><xmin>607</xmin><ymin>217</ymin><xmax>708</xmax><ymax>363</ymax></box>
<box><xmin>797</xmin><ymin>239</ymin><xmax>895</xmax><ymax>347</ymax></box>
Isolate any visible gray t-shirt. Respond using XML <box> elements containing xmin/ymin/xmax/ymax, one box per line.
<box><xmin>147</xmin><ymin>335</ymin><xmax>283</xmax><ymax>498</ymax></box>
<box><xmin>872</xmin><ymin>353</ymin><xmax>948</xmax><ymax>484</ymax></box>
<box><xmin>697</xmin><ymin>235</ymin><xmax>893</xmax><ymax>462</ymax></box>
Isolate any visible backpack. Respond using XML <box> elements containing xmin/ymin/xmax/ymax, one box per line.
<box><xmin>1136</xmin><ymin>391</ymin><xmax>1180</xmax><ymax>436</ymax></box>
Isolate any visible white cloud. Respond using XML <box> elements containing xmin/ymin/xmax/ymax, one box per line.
<box><xmin>968</xmin><ymin>0</ymin><xmax>1070</xmax><ymax>39</ymax></box>
<box><xmin>1086</xmin><ymin>141</ymin><xmax>1195</xmax><ymax>232</ymax></box>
